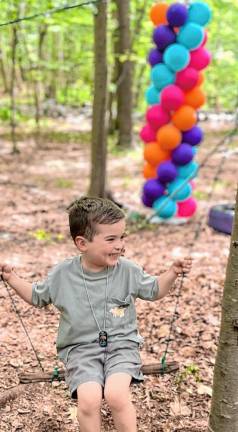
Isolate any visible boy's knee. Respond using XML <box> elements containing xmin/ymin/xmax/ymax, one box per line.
<box><xmin>104</xmin><ymin>388</ymin><xmax>130</xmax><ymax>412</ymax></box>
<box><xmin>77</xmin><ymin>384</ymin><xmax>102</xmax><ymax>416</ymax></box>
<box><xmin>77</xmin><ymin>395</ymin><xmax>101</xmax><ymax>417</ymax></box>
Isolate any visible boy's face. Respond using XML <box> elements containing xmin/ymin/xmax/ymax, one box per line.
<box><xmin>76</xmin><ymin>218</ymin><xmax>127</xmax><ymax>272</ymax></box>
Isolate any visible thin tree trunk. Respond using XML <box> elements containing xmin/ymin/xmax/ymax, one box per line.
<box><xmin>0</xmin><ymin>35</ymin><xmax>9</xmax><ymax>93</ymax></box>
<box><xmin>10</xmin><ymin>25</ymin><xmax>19</xmax><ymax>154</ymax></box>
<box><xmin>115</xmin><ymin>0</ymin><xmax>132</xmax><ymax>149</ymax></box>
<box><xmin>88</xmin><ymin>1</ymin><xmax>108</xmax><ymax>197</ymax></box>
<box><xmin>208</xmin><ymin>186</ymin><xmax>238</xmax><ymax>432</ymax></box>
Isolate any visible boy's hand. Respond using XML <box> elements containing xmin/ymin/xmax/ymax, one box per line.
<box><xmin>170</xmin><ymin>256</ymin><xmax>192</xmax><ymax>277</ymax></box>
<box><xmin>0</xmin><ymin>264</ymin><xmax>14</xmax><ymax>282</ymax></box>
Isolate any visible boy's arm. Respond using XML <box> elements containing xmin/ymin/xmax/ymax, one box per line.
<box><xmin>155</xmin><ymin>256</ymin><xmax>192</xmax><ymax>300</ymax></box>
<box><xmin>1</xmin><ymin>264</ymin><xmax>33</xmax><ymax>305</ymax></box>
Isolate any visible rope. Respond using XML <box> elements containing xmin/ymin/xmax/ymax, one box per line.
<box><xmin>0</xmin><ymin>0</ymin><xmax>102</xmax><ymax>28</ymax></box>
<box><xmin>0</xmin><ymin>275</ymin><xmax>44</xmax><ymax>372</ymax></box>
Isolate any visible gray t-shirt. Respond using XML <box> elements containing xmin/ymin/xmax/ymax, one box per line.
<box><xmin>32</xmin><ymin>256</ymin><xmax>159</xmax><ymax>361</ymax></box>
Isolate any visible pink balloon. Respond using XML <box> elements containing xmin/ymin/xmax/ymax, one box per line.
<box><xmin>160</xmin><ymin>85</ymin><xmax>185</xmax><ymax>112</ymax></box>
<box><xmin>146</xmin><ymin>104</ymin><xmax>170</xmax><ymax>130</ymax></box>
<box><xmin>177</xmin><ymin>197</ymin><xmax>197</xmax><ymax>217</ymax></box>
<box><xmin>175</xmin><ymin>67</ymin><xmax>199</xmax><ymax>91</ymax></box>
<box><xmin>140</xmin><ymin>124</ymin><xmax>157</xmax><ymax>143</ymax></box>
<box><xmin>189</xmin><ymin>47</ymin><xmax>212</xmax><ymax>71</ymax></box>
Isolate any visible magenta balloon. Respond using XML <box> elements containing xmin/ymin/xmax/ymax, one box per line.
<box><xmin>175</xmin><ymin>67</ymin><xmax>199</xmax><ymax>91</ymax></box>
<box><xmin>146</xmin><ymin>104</ymin><xmax>170</xmax><ymax>130</ymax></box>
<box><xmin>189</xmin><ymin>47</ymin><xmax>212</xmax><ymax>70</ymax></box>
<box><xmin>177</xmin><ymin>197</ymin><xmax>197</xmax><ymax>217</ymax></box>
<box><xmin>140</xmin><ymin>124</ymin><xmax>156</xmax><ymax>143</ymax></box>
<box><xmin>160</xmin><ymin>84</ymin><xmax>185</xmax><ymax>112</ymax></box>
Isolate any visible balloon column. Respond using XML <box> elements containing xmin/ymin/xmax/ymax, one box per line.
<box><xmin>140</xmin><ymin>1</ymin><xmax>212</xmax><ymax>219</ymax></box>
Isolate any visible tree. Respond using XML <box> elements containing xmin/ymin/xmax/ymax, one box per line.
<box><xmin>88</xmin><ymin>0</ymin><xmax>108</xmax><ymax>197</ymax></box>
<box><xmin>115</xmin><ymin>0</ymin><xmax>132</xmax><ymax>149</ymax></box>
<box><xmin>208</xmin><ymin>186</ymin><xmax>238</xmax><ymax>432</ymax></box>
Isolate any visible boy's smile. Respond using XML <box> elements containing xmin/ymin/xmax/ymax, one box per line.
<box><xmin>75</xmin><ymin>219</ymin><xmax>126</xmax><ymax>272</ymax></box>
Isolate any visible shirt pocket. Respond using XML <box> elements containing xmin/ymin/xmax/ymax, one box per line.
<box><xmin>107</xmin><ymin>294</ymin><xmax>136</xmax><ymax>329</ymax></box>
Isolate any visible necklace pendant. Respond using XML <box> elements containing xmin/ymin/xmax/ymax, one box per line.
<box><xmin>99</xmin><ymin>331</ymin><xmax>108</xmax><ymax>347</ymax></box>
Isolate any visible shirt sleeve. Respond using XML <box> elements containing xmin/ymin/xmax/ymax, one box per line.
<box><xmin>32</xmin><ymin>277</ymin><xmax>52</xmax><ymax>307</ymax></box>
<box><xmin>135</xmin><ymin>267</ymin><xmax>159</xmax><ymax>301</ymax></box>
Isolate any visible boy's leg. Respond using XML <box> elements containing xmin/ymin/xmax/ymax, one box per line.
<box><xmin>104</xmin><ymin>373</ymin><xmax>137</xmax><ymax>432</ymax></box>
<box><xmin>77</xmin><ymin>381</ymin><xmax>103</xmax><ymax>432</ymax></box>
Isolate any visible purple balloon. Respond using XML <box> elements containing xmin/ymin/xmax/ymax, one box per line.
<box><xmin>167</xmin><ymin>3</ymin><xmax>188</xmax><ymax>27</ymax></box>
<box><xmin>182</xmin><ymin>126</ymin><xmax>204</xmax><ymax>146</ymax></box>
<box><xmin>153</xmin><ymin>25</ymin><xmax>176</xmax><ymax>51</ymax></box>
<box><xmin>148</xmin><ymin>48</ymin><xmax>163</xmax><ymax>66</ymax></box>
<box><xmin>172</xmin><ymin>143</ymin><xmax>193</xmax><ymax>166</ymax></box>
<box><xmin>157</xmin><ymin>161</ymin><xmax>177</xmax><ymax>184</ymax></box>
<box><xmin>143</xmin><ymin>179</ymin><xmax>165</xmax><ymax>201</ymax></box>
<box><xmin>142</xmin><ymin>194</ymin><xmax>154</xmax><ymax>208</ymax></box>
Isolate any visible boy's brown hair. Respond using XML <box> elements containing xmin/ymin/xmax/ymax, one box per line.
<box><xmin>67</xmin><ymin>196</ymin><xmax>125</xmax><ymax>241</ymax></box>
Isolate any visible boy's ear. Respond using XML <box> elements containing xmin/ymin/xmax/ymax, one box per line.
<box><xmin>74</xmin><ymin>236</ymin><xmax>89</xmax><ymax>252</ymax></box>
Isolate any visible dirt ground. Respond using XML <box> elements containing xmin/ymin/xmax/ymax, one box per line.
<box><xmin>0</xmin><ymin>120</ymin><xmax>237</xmax><ymax>431</ymax></box>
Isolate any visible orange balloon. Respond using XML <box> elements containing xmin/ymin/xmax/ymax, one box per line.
<box><xmin>143</xmin><ymin>162</ymin><xmax>157</xmax><ymax>179</ymax></box>
<box><xmin>144</xmin><ymin>142</ymin><xmax>170</xmax><ymax>166</ymax></box>
<box><xmin>172</xmin><ymin>105</ymin><xmax>197</xmax><ymax>131</ymax></box>
<box><xmin>149</xmin><ymin>3</ymin><xmax>168</xmax><ymax>26</ymax></box>
<box><xmin>156</xmin><ymin>124</ymin><xmax>182</xmax><ymax>150</ymax></box>
<box><xmin>197</xmin><ymin>72</ymin><xmax>204</xmax><ymax>86</ymax></box>
<box><xmin>185</xmin><ymin>86</ymin><xmax>206</xmax><ymax>109</ymax></box>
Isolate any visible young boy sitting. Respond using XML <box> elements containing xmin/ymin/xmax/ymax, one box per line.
<box><xmin>1</xmin><ymin>196</ymin><xmax>192</xmax><ymax>432</ymax></box>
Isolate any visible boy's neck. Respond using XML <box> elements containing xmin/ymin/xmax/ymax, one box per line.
<box><xmin>80</xmin><ymin>255</ymin><xmax>107</xmax><ymax>273</ymax></box>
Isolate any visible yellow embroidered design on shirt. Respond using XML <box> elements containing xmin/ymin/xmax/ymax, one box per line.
<box><xmin>110</xmin><ymin>306</ymin><xmax>125</xmax><ymax>318</ymax></box>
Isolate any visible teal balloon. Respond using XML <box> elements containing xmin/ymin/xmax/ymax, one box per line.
<box><xmin>151</xmin><ymin>64</ymin><xmax>175</xmax><ymax>91</ymax></box>
<box><xmin>177</xmin><ymin>23</ymin><xmax>204</xmax><ymax>51</ymax></box>
<box><xmin>153</xmin><ymin>195</ymin><xmax>177</xmax><ymax>219</ymax></box>
<box><xmin>163</xmin><ymin>43</ymin><xmax>190</xmax><ymax>72</ymax></box>
<box><xmin>188</xmin><ymin>2</ymin><xmax>212</xmax><ymax>26</ymax></box>
<box><xmin>145</xmin><ymin>85</ymin><xmax>161</xmax><ymax>105</ymax></box>
<box><xmin>167</xmin><ymin>178</ymin><xmax>192</xmax><ymax>201</ymax></box>
<box><xmin>177</xmin><ymin>161</ymin><xmax>199</xmax><ymax>179</ymax></box>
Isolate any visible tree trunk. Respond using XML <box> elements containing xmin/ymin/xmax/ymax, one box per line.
<box><xmin>208</xmin><ymin>186</ymin><xmax>238</xmax><ymax>432</ymax></box>
<box><xmin>115</xmin><ymin>0</ymin><xmax>132</xmax><ymax>149</ymax></box>
<box><xmin>88</xmin><ymin>1</ymin><xmax>108</xmax><ymax>197</ymax></box>
<box><xmin>10</xmin><ymin>25</ymin><xmax>19</xmax><ymax>154</ymax></box>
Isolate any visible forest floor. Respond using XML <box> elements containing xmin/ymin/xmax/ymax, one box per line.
<box><xmin>0</xmin><ymin>118</ymin><xmax>237</xmax><ymax>432</ymax></box>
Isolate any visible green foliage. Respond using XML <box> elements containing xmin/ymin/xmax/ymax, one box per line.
<box><xmin>175</xmin><ymin>363</ymin><xmax>201</xmax><ymax>388</ymax></box>
<box><xmin>54</xmin><ymin>178</ymin><xmax>74</xmax><ymax>188</ymax></box>
<box><xmin>0</xmin><ymin>0</ymin><xmax>237</xmax><ymax>121</ymax></box>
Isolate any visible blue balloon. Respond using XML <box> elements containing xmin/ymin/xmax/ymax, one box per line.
<box><xmin>145</xmin><ymin>85</ymin><xmax>160</xmax><ymax>105</ymax></box>
<box><xmin>192</xmin><ymin>146</ymin><xmax>198</xmax><ymax>156</ymax></box>
<box><xmin>177</xmin><ymin>23</ymin><xmax>204</xmax><ymax>51</ymax></box>
<box><xmin>151</xmin><ymin>64</ymin><xmax>175</xmax><ymax>90</ymax></box>
<box><xmin>167</xmin><ymin>178</ymin><xmax>192</xmax><ymax>202</ymax></box>
<box><xmin>188</xmin><ymin>2</ymin><xmax>212</xmax><ymax>26</ymax></box>
<box><xmin>177</xmin><ymin>161</ymin><xmax>199</xmax><ymax>179</ymax></box>
<box><xmin>163</xmin><ymin>43</ymin><xmax>190</xmax><ymax>72</ymax></box>
<box><xmin>152</xmin><ymin>195</ymin><xmax>177</xmax><ymax>219</ymax></box>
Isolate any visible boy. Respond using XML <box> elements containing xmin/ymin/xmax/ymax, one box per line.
<box><xmin>1</xmin><ymin>196</ymin><xmax>192</xmax><ymax>432</ymax></box>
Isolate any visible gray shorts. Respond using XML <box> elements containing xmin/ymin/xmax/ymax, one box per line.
<box><xmin>64</xmin><ymin>340</ymin><xmax>144</xmax><ymax>399</ymax></box>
